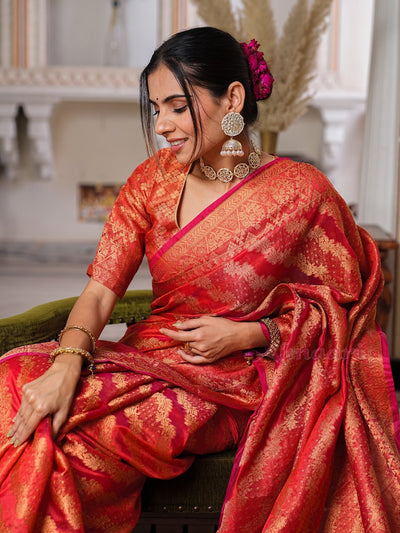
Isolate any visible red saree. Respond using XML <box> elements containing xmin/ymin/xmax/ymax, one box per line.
<box><xmin>1</xmin><ymin>150</ymin><xmax>399</xmax><ymax>532</ymax></box>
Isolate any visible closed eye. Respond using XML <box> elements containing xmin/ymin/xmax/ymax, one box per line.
<box><xmin>174</xmin><ymin>105</ymin><xmax>188</xmax><ymax>114</ymax></box>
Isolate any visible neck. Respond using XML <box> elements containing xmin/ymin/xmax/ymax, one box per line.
<box><xmin>198</xmin><ymin>140</ymin><xmax>262</xmax><ymax>183</ymax></box>
<box><xmin>203</xmin><ymin>135</ymin><xmax>252</xmax><ymax>169</ymax></box>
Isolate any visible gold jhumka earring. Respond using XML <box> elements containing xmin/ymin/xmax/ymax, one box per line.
<box><xmin>220</xmin><ymin>112</ymin><xmax>245</xmax><ymax>157</ymax></box>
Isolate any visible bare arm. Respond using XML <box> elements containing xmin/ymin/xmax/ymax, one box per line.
<box><xmin>60</xmin><ymin>278</ymin><xmax>118</xmax><ymax>352</ymax></box>
<box><xmin>8</xmin><ymin>279</ymin><xmax>118</xmax><ymax>447</ymax></box>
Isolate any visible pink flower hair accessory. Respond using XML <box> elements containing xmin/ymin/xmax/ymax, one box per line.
<box><xmin>241</xmin><ymin>39</ymin><xmax>274</xmax><ymax>101</ymax></box>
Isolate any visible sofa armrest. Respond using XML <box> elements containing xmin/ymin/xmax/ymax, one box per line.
<box><xmin>0</xmin><ymin>289</ymin><xmax>153</xmax><ymax>355</ymax></box>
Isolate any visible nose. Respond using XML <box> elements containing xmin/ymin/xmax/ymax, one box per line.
<box><xmin>154</xmin><ymin>111</ymin><xmax>174</xmax><ymax>137</ymax></box>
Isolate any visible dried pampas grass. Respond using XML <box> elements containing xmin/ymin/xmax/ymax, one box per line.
<box><xmin>193</xmin><ymin>0</ymin><xmax>239</xmax><ymax>40</ymax></box>
<box><xmin>191</xmin><ymin>0</ymin><xmax>333</xmax><ymax>133</ymax></box>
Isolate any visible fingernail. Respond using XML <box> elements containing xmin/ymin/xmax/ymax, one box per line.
<box><xmin>13</xmin><ymin>439</ymin><xmax>19</xmax><ymax>448</ymax></box>
<box><xmin>7</xmin><ymin>429</ymin><xmax>13</xmax><ymax>438</ymax></box>
<box><xmin>173</xmin><ymin>322</ymin><xmax>182</xmax><ymax>327</ymax></box>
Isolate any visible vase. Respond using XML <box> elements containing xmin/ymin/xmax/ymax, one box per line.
<box><xmin>104</xmin><ymin>0</ymin><xmax>128</xmax><ymax>67</ymax></box>
<box><xmin>261</xmin><ymin>130</ymin><xmax>278</xmax><ymax>155</ymax></box>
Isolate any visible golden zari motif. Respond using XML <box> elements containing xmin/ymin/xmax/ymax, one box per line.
<box><xmin>0</xmin><ymin>152</ymin><xmax>399</xmax><ymax>531</ymax></box>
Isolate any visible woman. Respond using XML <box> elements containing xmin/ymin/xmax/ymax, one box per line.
<box><xmin>1</xmin><ymin>26</ymin><xmax>400</xmax><ymax>532</ymax></box>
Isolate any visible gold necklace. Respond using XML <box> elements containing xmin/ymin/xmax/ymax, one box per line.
<box><xmin>199</xmin><ymin>143</ymin><xmax>262</xmax><ymax>183</ymax></box>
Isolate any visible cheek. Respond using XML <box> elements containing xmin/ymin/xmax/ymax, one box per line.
<box><xmin>182</xmin><ymin>115</ymin><xmax>196</xmax><ymax>134</ymax></box>
<box><xmin>203</xmin><ymin>118</ymin><xmax>225</xmax><ymax>146</ymax></box>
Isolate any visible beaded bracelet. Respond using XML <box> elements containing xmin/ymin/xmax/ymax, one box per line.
<box><xmin>259</xmin><ymin>317</ymin><xmax>280</xmax><ymax>359</ymax></box>
<box><xmin>243</xmin><ymin>317</ymin><xmax>281</xmax><ymax>365</ymax></box>
<box><xmin>58</xmin><ymin>325</ymin><xmax>96</xmax><ymax>354</ymax></box>
<box><xmin>50</xmin><ymin>346</ymin><xmax>95</xmax><ymax>374</ymax></box>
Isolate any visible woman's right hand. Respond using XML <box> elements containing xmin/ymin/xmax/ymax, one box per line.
<box><xmin>8</xmin><ymin>354</ymin><xmax>82</xmax><ymax>447</ymax></box>
<box><xmin>7</xmin><ymin>279</ymin><xmax>118</xmax><ymax>447</ymax></box>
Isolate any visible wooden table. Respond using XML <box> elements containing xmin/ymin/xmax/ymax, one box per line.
<box><xmin>361</xmin><ymin>224</ymin><xmax>398</xmax><ymax>332</ymax></box>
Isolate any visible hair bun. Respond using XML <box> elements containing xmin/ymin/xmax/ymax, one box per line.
<box><xmin>241</xmin><ymin>39</ymin><xmax>274</xmax><ymax>101</ymax></box>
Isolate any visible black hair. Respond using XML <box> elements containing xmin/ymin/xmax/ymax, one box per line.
<box><xmin>140</xmin><ymin>26</ymin><xmax>258</xmax><ymax>158</ymax></box>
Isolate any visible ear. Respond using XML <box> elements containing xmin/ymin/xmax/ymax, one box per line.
<box><xmin>225</xmin><ymin>81</ymin><xmax>246</xmax><ymax>113</ymax></box>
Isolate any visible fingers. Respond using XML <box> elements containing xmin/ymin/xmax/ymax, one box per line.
<box><xmin>7</xmin><ymin>372</ymin><xmax>70</xmax><ymax>447</ymax></box>
<box><xmin>173</xmin><ymin>318</ymin><xmax>207</xmax><ymax>330</ymax></box>
<box><xmin>159</xmin><ymin>327</ymin><xmax>192</xmax><ymax>342</ymax></box>
<box><xmin>9</xmin><ymin>395</ymin><xmax>66</xmax><ymax>447</ymax></box>
<box><xmin>161</xmin><ymin>316</ymin><xmax>247</xmax><ymax>364</ymax></box>
<box><xmin>160</xmin><ymin>317</ymin><xmax>230</xmax><ymax>364</ymax></box>
<box><xmin>51</xmin><ymin>407</ymin><xmax>69</xmax><ymax>439</ymax></box>
<box><xmin>7</xmin><ymin>360</ymin><xmax>81</xmax><ymax>448</ymax></box>
<box><xmin>182</xmin><ymin>341</ymin><xmax>205</xmax><ymax>357</ymax></box>
<box><xmin>177</xmin><ymin>349</ymin><xmax>215</xmax><ymax>365</ymax></box>
<box><xmin>159</xmin><ymin>317</ymin><xmax>212</xmax><ymax>341</ymax></box>
<box><xmin>168</xmin><ymin>333</ymin><xmax>210</xmax><ymax>359</ymax></box>
<box><xmin>8</xmin><ymin>388</ymin><xmax>47</xmax><ymax>447</ymax></box>
<box><xmin>159</xmin><ymin>317</ymin><xmax>210</xmax><ymax>338</ymax></box>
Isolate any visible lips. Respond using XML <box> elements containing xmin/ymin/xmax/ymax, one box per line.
<box><xmin>168</xmin><ymin>139</ymin><xmax>187</xmax><ymax>152</ymax></box>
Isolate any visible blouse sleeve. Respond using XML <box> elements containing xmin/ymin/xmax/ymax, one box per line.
<box><xmin>87</xmin><ymin>159</ymin><xmax>154</xmax><ymax>298</ymax></box>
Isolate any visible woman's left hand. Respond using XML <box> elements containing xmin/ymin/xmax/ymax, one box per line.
<box><xmin>159</xmin><ymin>316</ymin><xmax>266</xmax><ymax>364</ymax></box>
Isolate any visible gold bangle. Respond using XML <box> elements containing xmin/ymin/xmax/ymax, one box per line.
<box><xmin>259</xmin><ymin>317</ymin><xmax>280</xmax><ymax>359</ymax></box>
<box><xmin>50</xmin><ymin>346</ymin><xmax>95</xmax><ymax>374</ymax></box>
<box><xmin>58</xmin><ymin>325</ymin><xmax>96</xmax><ymax>354</ymax></box>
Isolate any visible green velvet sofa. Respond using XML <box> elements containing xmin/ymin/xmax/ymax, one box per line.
<box><xmin>0</xmin><ymin>290</ymin><xmax>234</xmax><ymax>533</ymax></box>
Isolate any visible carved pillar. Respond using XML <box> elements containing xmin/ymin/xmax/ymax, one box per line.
<box><xmin>23</xmin><ymin>102</ymin><xmax>55</xmax><ymax>180</ymax></box>
<box><xmin>25</xmin><ymin>0</ymin><xmax>48</xmax><ymax>67</ymax></box>
<box><xmin>318</xmin><ymin>106</ymin><xmax>348</xmax><ymax>177</ymax></box>
<box><xmin>311</xmin><ymin>91</ymin><xmax>365</xmax><ymax>179</ymax></box>
<box><xmin>0</xmin><ymin>0</ymin><xmax>13</xmax><ymax>67</ymax></box>
<box><xmin>0</xmin><ymin>102</ymin><xmax>19</xmax><ymax>179</ymax></box>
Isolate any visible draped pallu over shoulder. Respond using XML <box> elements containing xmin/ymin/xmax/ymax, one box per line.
<box><xmin>142</xmin><ymin>158</ymin><xmax>400</xmax><ymax>532</ymax></box>
<box><xmin>1</xmin><ymin>155</ymin><xmax>399</xmax><ymax>532</ymax></box>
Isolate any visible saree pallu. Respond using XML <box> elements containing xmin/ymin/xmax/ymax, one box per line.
<box><xmin>1</xmin><ymin>157</ymin><xmax>400</xmax><ymax>532</ymax></box>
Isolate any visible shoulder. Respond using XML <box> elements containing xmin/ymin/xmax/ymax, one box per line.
<box><xmin>269</xmin><ymin>158</ymin><xmax>342</xmax><ymax>205</ymax></box>
<box><xmin>273</xmin><ymin>158</ymin><xmax>330</xmax><ymax>189</ymax></box>
<box><xmin>126</xmin><ymin>149</ymin><xmax>185</xmax><ymax>188</ymax></box>
<box><xmin>110</xmin><ymin>150</ymin><xmax>187</xmax><ymax>218</ymax></box>
<box><xmin>132</xmin><ymin>148</ymin><xmax>184</xmax><ymax>176</ymax></box>
<box><xmin>256</xmin><ymin>158</ymin><xmax>352</xmax><ymax>229</ymax></box>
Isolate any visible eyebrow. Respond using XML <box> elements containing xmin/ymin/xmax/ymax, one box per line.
<box><xmin>149</xmin><ymin>94</ymin><xmax>188</xmax><ymax>105</ymax></box>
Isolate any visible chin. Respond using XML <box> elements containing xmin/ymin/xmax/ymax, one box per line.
<box><xmin>174</xmin><ymin>150</ymin><xmax>195</xmax><ymax>166</ymax></box>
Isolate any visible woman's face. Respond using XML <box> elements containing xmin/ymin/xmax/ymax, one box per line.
<box><xmin>147</xmin><ymin>64</ymin><xmax>227</xmax><ymax>165</ymax></box>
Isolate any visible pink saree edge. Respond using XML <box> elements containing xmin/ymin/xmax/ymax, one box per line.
<box><xmin>0</xmin><ymin>348</ymin><xmax>52</xmax><ymax>363</ymax></box>
<box><xmin>149</xmin><ymin>157</ymin><xmax>286</xmax><ymax>270</ymax></box>
<box><xmin>378</xmin><ymin>328</ymin><xmax>400</xmax><ymax>450</ymax></box>
<box><xmin>218</xmin><ymin>357</ymin><xmax>269</xmax><ymax>527</ymax></box>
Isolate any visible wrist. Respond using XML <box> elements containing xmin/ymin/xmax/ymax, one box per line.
<box><xmin>51</xmin><ymin>352</ymin><xmax>83</xmax><ymax>374</ymax></box>
<box><xmin>50</xmin><ymin>346</ymin><xmax>95</xmax><ymax>374</ymax></box>
<box><xmin>244</xmin><ymin>321</ymin><xmax>269</xmax><ymax>350</ymax></box>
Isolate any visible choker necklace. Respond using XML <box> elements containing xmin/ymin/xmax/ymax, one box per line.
<box><xmin>199</xmin><ymin>142</ymin><xmax>262</xmax><ymax>183</ymax></box>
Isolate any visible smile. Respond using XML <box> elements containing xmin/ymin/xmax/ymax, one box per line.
<box><xmin>169</xmin><ymin>139</ymin><xmax>186</xmax><ymax>152</ymax></box>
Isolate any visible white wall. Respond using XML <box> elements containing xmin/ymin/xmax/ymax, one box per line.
<box><xmin>337</xmin><ymin>0</ymin><xmax>374</xmax><ymax>91</ymax></box>
<box><xmin>0</xmin><ymin>101</ymin><xmax>146</xmax><ymax>242</ymax></box>
<box><xmin>47</xmin><ymin>0</ymin><xmax>159</xmax><ymax>68</ymax></box>
<box><xmin>277</xmin><ymin>107</ymin><xmax>323</xmax><ymax>165</ymax></box>
<box><xmin>0</xmin><ymin>0</ymin><xmax>376</xmax><ymax>244</ymax></box>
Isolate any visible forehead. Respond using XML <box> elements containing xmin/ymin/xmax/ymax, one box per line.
<box><xmin>147</xmin><ymin>64</ymin><xmax>183</xmax><ymax>101</ymax></box>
